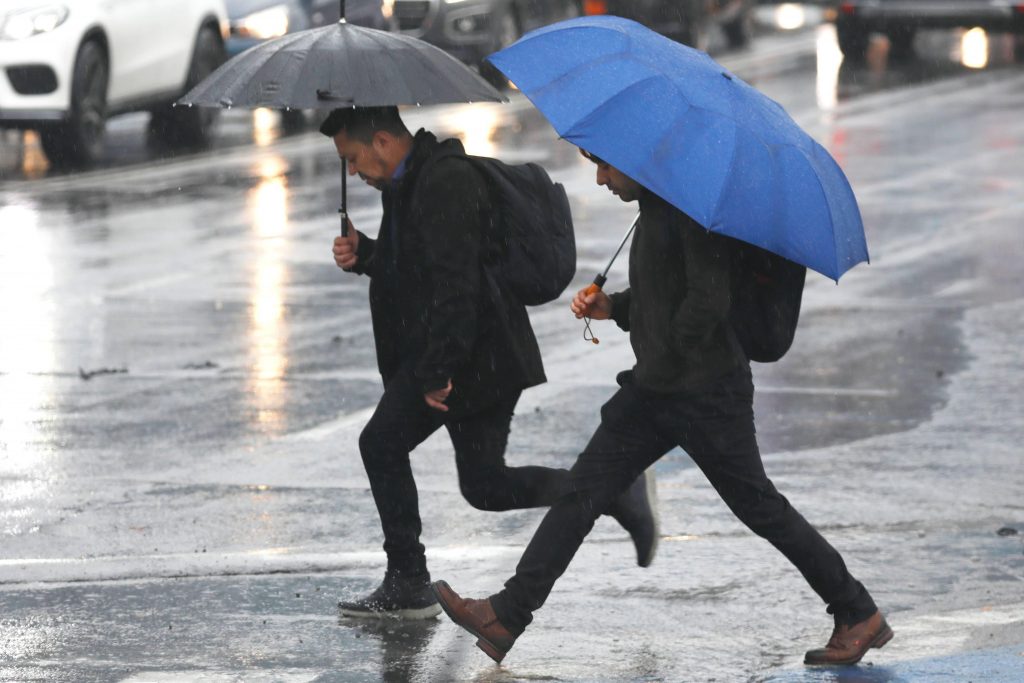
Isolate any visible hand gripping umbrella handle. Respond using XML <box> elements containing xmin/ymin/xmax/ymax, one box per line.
<box><xmin>580</xmin><ymin>274</ymin><xmax>607</xmax><ymax>313</ymax></box>
<box><xmin>580</xmin><ymin>274</ymin><xmax>607</xmax><ymax>345</ymax></box>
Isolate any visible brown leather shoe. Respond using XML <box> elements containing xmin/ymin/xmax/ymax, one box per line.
<box><xmin>431</xmin><ymin>580</ymin><xmax>518</xmax><ymax>663</ymax></box>
<box><xmin>804</xmin><ymin>610</ymin><xmax>894</xmax><ymax>665</ymax></box>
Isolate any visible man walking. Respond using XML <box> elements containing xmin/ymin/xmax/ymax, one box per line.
<box><xmin>323</xmin><ymin>108</ymin><xmax>657</xmax><ymax>619</ymax></box>
<box><xmin>432</xmin><ymin>150</ymin><xmax>891</xmax><ymax>665</ymax></box>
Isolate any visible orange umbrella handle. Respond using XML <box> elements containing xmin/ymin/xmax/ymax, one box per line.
<box><xmin>580</xmin><ymin>274</ymin><xmax>606</xmax><ymax>344</ymax></box>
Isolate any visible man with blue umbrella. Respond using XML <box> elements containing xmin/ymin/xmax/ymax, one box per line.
<box><xmin>430</xmin><ymin>16</ymin><xmax>890</xmax><ymax>667</ymax></box>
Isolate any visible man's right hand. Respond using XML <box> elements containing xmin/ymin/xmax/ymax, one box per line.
<box><xmin>571</xmin><ymin>287</ymin><xmax>612</xmax><ymax>320</ymax></box>
<box><xmin>333</xmin><ymin>223</ymin><xmax>359</xmax><ymax>270</ymax></box>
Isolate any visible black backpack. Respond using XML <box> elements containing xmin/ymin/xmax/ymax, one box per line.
<box><xmin>730</xmin><ymin>243</ymin><xmax>807</xmax><ymax>363</ymax></box>
<box><xmin>419</xmin><ymin>151</ymin><xmax>576</xmax><ymax>306</ymax></box>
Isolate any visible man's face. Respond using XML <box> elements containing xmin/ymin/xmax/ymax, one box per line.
<box><xmin>590</xmin><ymin>156</ymin><xmax>643</xmax><ymax>203</ymax></box>
<box><xmin>333</xmin><ymin>130</ymin><xmax>393</xmax><ymax>191</ymax></box>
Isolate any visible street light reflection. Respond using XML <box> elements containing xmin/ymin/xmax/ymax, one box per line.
<box><xmin>959</xmin><ymin>28</ymin><xmax>989</xmax><ymax>69</ymax></box>
<box><xmin>0</xmin><ymin>201</ymin><xmax>56</xmax><ymax>468</ymax></box>
<box><xmin>774</xmin><ymin>3</ymin><xmax>807</xmax><ymax>31</ymax></box>
<box><xmin>439</xmin><ymin>103</ymin><xmax>501</xmax><ymax>157</ymax></box>
<box><xmin>815</xmin><ymin>23</ymin><xmax>843</xmax><ymax>111</ymax></box>
<box><xmin>246</xmin><ymin>156</ymin><xmax>291</xmax><ymax>434</ymax></box>
<box><xmin>252</xmin><ymin>107</ymin><xmax>279</xmax><ymax>147</ymax></box>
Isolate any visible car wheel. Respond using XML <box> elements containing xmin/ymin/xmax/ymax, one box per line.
<box><xmin>149</xmin><ymin>26</ymin><xmax>224</xmax><ymax>148</ymax></box>
<box><xmin>40</xmin><ymin>40</ymin><xmax>108</xmax><ymax>167</ymax></box>
<box><xmin>280</xmin><ymin>108</ymin><xmax>308</xmax><ymax>134</ymax></box>
<box><xmin>887</xmin><ymin>25</ymin><xmax>916</xmax><ymax>60</ymax></box>
<box><xmin>836</xmin><ymin>16</ymin><xmax>870</xmax><ymax>62</ymax></box>
<box><xmin>722</xmin><ymin>13</ymin><xmax>752</xmax><ymax>49</ymax></box>
<box><xmin>479</xmin><ymin>6</ymin><xmax>520</xmax><ymax>90</ymax></box>
<box><xmin>671</xmin><ymin>1</ymin><xmax>710</xmax><ymax>51</ymax></box>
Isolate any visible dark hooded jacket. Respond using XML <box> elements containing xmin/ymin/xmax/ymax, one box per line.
<box><xmin>608</xmin><ymin>190</ymin><xmax>748</xmax><ymax>393</ymax></box>
<box><xmin>349</xmin><ymin>130</ymin><xmax>546</xmax><ymax>415</ymax></box>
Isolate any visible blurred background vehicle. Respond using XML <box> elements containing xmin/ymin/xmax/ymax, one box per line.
<box><xmin>224</xmin><ymin>0</ymin><xmax>393</xmax><ymax>130</ymax></box>
<box><xmin>225</xmin><ymin>0</ymin><xmax>393</xmax><ymax>58</ymax></box>
<box><xmin>582</xmin><ymin>0</ymin><xmax>756</xmax><ymax>50</ymax></box>
<box><xmin>0</xmin><ymin>0</ymin><xmax>229</xmax><ymax>167</ymax></box>
<box><xmin>392</xmin><ymin>0</ymin><xmax>583</xmax><ymax>87</ymax></box>
<box><xmin>306</xmin><ymin>0</ymin><xmax>394</xmax><ymax>29</ymax></box>
<box><xmin>833</xmin><ymin>0</ymin><xmax>1024</xmax><ymax>61</ymax></box>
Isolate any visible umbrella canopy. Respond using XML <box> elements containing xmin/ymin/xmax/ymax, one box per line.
<box><xmin>178</xmin><ymin>19</ymin><xmax>505</xmax><ymax>109</ymax></box>
<box><xmin>177</xmin><ymin>7</ymin><xmax>505</xmax><ymax>239</ymax></box>
<box><xmin>487</xmin><ymin>16</ymin><xmax>868</xmax><ymax>281</ymax></box>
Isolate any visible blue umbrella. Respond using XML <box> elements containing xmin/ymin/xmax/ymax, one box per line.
<box><xmin>487</xmin><ymin>16</ymin><xmax>868</xmax><ymax>281</ymax></box>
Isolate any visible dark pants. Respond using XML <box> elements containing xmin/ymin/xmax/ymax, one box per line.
<box><xmin>492</xmin><ymin>369</ymin><xmax>876</xmax><ymax>633</ymax></box>
<box><xmin>359</xmin><ymin>370</ymin><xmax>570</xmax><ymax>577</ymax></box>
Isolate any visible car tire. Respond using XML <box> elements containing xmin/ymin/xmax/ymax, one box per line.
<box><xmin>149</xmin><ymin>26</ymin><xmax>224</xmax><ymax>149</ymax></box>
<box><xmin>722</xmin><ymin>12</ymin><xmax>753</xmax><ymax>49</ymax></box>
<box><xmin>836</xmin><ymin>16</ymin><xmax>870</xmax><ymax>62</ymax></box>
<box><xmin>40</xmin><ymin>40</ymin><xmax>108</xmax><ymax>167</ymax></box>
<box><xmin>671</xmin><ymin>2</ymin><xmax>710</xmax><ymax>51</ymax></box>
<box><xmin>479</xmin><ymin>6</ymin><xmax>520</xmax><ymax>90</ymax></box>
<box><xmin>887</xmin><ymin>25</ymin><xmax>916</xmax><ymax>60</ymax></box>
<box><xmin>280</xmin><ymin>108</ymin><xmax>308</xmax><ymax>134</ymax></box>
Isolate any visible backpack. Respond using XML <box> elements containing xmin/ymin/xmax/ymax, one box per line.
<box><xmin>729</xmin><ymin>243</ymin><xmax>807</xmax><ymax>363</ymax></box>
<box><xmin>418</xmin><ymin>150</ymin><xmax>576</xmax><ymax>306</ymax></box>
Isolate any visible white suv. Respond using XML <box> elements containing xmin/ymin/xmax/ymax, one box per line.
<box><xmin>0</xmin><ymin>1</ymin><xmax>229</xmax><ymax>166</ymax></box>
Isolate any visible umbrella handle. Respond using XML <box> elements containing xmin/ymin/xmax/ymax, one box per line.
<box><xmin>580</xmin><ymin>275</ymin><xmax>606</xmax><ymax>314</ymax></box>
<box><xmin>580</xmin><ymin>275</ymin><xmax>606</xmax><ymax>345</ymax></box>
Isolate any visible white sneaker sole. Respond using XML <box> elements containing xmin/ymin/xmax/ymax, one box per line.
<box><xmin>339</xmin><ymin>602</ymin><xmax>442</xmax><ymax>620</ymax></box>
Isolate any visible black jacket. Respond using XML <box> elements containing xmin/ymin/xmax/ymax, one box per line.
<box><xmin>350</xmin><ymin>130</ymin><xmax>546</xmax><ymax>415</ymax></box>
<box><xmin>608</xmin><ymin>190</ymin><xmax>747</xmax><ymax>393</ymax></box>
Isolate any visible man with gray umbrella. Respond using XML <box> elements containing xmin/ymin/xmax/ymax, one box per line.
<box><xmin>323</xmin><ymin>106</ymin><xmax>658</xmax><ymax>619</ymax></box>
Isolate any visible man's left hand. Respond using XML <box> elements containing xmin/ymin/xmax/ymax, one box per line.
<box><xmin>424</xmin><ymin>380</ymin><xmax>453</xmax><ymax>412</ymax></box>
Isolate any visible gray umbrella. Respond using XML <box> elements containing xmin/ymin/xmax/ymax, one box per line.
<box><xmin>177</xmin><ymin>1</ymin><xmax>506</xmax><ymax>233</ymax></box>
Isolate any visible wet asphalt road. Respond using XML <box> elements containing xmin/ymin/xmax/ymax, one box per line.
<box><xmin>2</xmin><ymin>11</ymin><xmax>1024</xmax><ymax>682</ymax></box>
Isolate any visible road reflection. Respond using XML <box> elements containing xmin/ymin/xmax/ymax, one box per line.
<box><xmin>246</xmin><ymin>155</ymin><xmax>291</xmax><ymax>435</ymax></box>
<box><xmin>438</xmin><ymin>102</ymin><xmax>502</xmax><ymax>158</ymax></box>
<box><xmin>0</xmin><ymin>200</ymin><xmax>56</xmax><ymax>470</ymax></box>
<box><xmin>343</xmin><ymin>619</ymin><xmax>438</xmax><ymax>683</ymax></box>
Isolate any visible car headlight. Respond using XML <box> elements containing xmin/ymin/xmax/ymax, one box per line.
<box><xmin>234</xmin><ymin>4</ymin><xmax>290</xmax><ymax>40</ymax></box>
<box><xmin>0</xmin><ymin>4</ymin><xmax>69</xmax><ymax>41</ymax></box>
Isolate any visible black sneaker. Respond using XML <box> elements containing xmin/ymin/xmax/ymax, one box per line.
<box><xmin>338</xmin><ymin>572</ymin><xmax>442</xmax><ymax>620</ymax></box>
<box><xmin>608</xmin><ymin>468</ymin><xmax>659</xmax><ymax>567</ymax></box>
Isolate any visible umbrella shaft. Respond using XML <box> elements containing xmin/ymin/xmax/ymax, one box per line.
<box><xmin>601</xmin><ymin>212</ymin><xmax>640</xmax><ymax>278</ymax></box>
<box><xmin>340</xmin><ymin>158</ymin><xmax>348</xmax><ymax>237</ymax></box>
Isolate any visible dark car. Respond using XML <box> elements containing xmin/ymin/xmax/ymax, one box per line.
<box><xmin>584</xmin><ymin>0</ymin><xmax>756</xmax><ymax>50</ymax></box>
<box><xmin>392</xmin><ymin>0</ymin><xmax>583</xmax><ymax>86</ymax></box>
<box><xmin>833</xmin><ymin>0</ymin><xmax>1024</xmax><ymax>61</ymax></box>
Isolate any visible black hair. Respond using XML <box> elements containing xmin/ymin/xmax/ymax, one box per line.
<box><xmin>318</xmin><ymin>106</ymin><xmax>408</xmax><ymax>143</ymax></box>
<box><xmin>580</xmin><ymin>148</ymin><xmax>607</xmax><ymax>165</ymax></box>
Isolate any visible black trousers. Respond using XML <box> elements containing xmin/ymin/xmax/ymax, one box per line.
<box><xmin>492</xmin><ymin>369</ymin><xmax>876</xmax><ymax>633</ymax></box>
<box><xmin>359</xmin><ymin>369</ymin><xmax>570</xmax><ymax>577</ymax></box>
